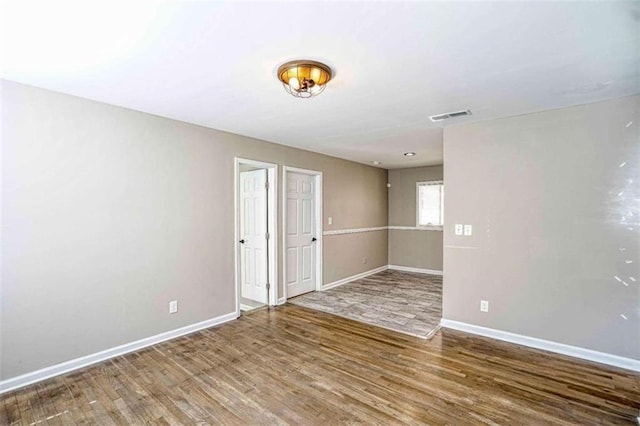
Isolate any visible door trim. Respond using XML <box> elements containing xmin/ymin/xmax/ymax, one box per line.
<box><xmin>282</xmin><ymin>166</ymin><xmax>323</xmax><ymax>300</ymax></box>
<box><xmin>234</xmin><ymin>157</ymin><xmax>278</xmax><ymax>316</ymax></box>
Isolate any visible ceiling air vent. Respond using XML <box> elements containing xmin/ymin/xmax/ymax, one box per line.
<box><xmin>429</xmin><ymin>109</ymin><xmax>472</xmax><ymax>122</ymax></box>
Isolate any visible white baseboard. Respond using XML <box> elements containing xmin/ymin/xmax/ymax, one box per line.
<box><xmin>0</xmin><ymin>311</ymin><xmax>238</xmax><ymax>395</ymax></box>
<box><xmin>322</xmin><ymin>265</ymin><xmax>389</xmax><ymax>290</ymax></box>
<box><xmin>388</xmin><ymin>265</ymin><xmax>443</xmax><ymax>276</ymax></box>
<box><xmin>440</xmin><ymin>319</ymin><xmax>640</xmax><ymax>373</ymax></box>
<box><xmin>277</xmin><ymin>297</ymin><xmax>287</xmax><ymax>305</ymax></box>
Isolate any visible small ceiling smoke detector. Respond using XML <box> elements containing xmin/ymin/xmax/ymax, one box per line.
<box><xmin>372</xmin><ymin>160</ymin><xmax>381</xmax><ymax>165</ymax></box>
<box><xmin>429</xmin><ymin>109</ymin><xmax>472</xmax><ymax>122</ymax></box>
<box><xmin>403</xmin><ymin>152</ymin><xmax>416</xmax><ymax>157</ymax></box>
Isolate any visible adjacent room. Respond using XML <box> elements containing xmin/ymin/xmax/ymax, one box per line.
<box><xmin>1</xmin><ymin>1</ymin><xmax>639</xmax><ymax>425</ymax></box>
<box><xmin>289</xmin><ymin>165</ymin><xmax>445</xmax><ymax>338</ymax></box>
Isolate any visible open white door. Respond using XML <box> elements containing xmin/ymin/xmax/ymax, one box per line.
<box><xmin>240</xmin><ymin>169</ymin><xmax>268</xmax><ymax>304</ymax></box>
<box><xmin>286</xmin><ymin>172</ymin><xmax>317</xmax><ymax>298</ymax></box>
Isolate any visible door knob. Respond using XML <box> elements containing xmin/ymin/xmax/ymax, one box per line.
<box><xmin>239</xmin><ymin>239</ymin><xmax>245</xmax><ymax>244</ymax></box>
<box><xmin>311</xmin><ymin>237</ymin><xmax>317</xmax><ymax>242</ymax></box>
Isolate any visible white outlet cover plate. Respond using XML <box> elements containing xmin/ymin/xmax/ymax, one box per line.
<box><xmin>455</xmin><ymin>224</ymin><xmax>463</xmax><ymax>235</ymax></box>
<box><xmin>464</xmin><ymin>225</ymin><xmax>473</xmax><ymax>236</ymax></box>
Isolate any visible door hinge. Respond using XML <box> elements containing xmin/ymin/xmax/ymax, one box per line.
<box><xmin>265</xmin><ymin>232</ymin><xmax>270</xmax><ymax>240</ymax></box>
<box><xmin>265</xmin><ymin>181</ymin><xmax>270</xmax><ymax>190</ymax></box>
<box><xmin>266</xmin><ymin>282</ymin><xmax>271</xmax><ymax>290</ymax></box>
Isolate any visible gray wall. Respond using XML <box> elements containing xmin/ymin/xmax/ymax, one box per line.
<box><xmin>388</xmin><ymin>166</ymin><xmax>443</xmax><ymax>271</ymax></box>
<box><xmin>443</xmin><ymin>95</ymin><xmax>640</xmax><ymax>359</ymax></box>
<box><xmin>0</xmin><ymin>80</ymin><xmax>388</xmax><ymax>379</ymax></box>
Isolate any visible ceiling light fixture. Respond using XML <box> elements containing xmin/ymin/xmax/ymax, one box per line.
<box><xmin>404</xmin><ymin>152</ymin><xmax>416</xmax><ymax>157</ymax></box>
<box><xmin>277</xmin><ymin>60</ymin><xmax>332</xmax><ymax>98</ymax></box>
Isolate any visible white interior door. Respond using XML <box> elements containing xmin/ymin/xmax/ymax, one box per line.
<box><xmin>286</xmin><ymin>172</ymin><xmax>316</xmax><ymax>298</ymax></box>
<box><xmin>240</xmin><ymin>169</ymin><xmax>268</xmax><ymax>304</ymax></box>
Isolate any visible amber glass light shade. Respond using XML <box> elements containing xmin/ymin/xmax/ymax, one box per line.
<box><xmin>277</xmin><ymin>60</ymin><xmax>332</xmax><ymax>98</ymax></box>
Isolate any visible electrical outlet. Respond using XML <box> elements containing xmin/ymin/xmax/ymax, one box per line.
<box><xmin>480</xmin><ymin>300</ymin><xmax>489</xmax><ymax>312</ymax></box>
<box><xmin>328</xmin><ymin>217</ymin><xmax>333</xmax><ymax>225</ymax></box>
<box><xmin>169</xmin><ymin>300</ymin><xmax>178</xmax><ymax>314</ymax></box>
<box><xmin>464</xmin><ymin>225</ymin><xmax>473</xmax><ymax>236</ymax></box>
<box><xmin>362</xmin><ymin>257</ymin><xmax>367</xmax><ymax>264</ymax></box>
<box><xmin>455</xmin><ymin>224</ymin><xmax>463</xmax><ymax>235</ymax></box>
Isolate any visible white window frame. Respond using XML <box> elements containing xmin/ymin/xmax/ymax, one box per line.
<box><xmin>416</xmin><ymin>180</ymin><xmax>444</xmax><ymax>231</ymax></box>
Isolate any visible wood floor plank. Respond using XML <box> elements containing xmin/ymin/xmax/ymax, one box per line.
<box><xmin>23</xmin><ymin>384</ymin><xmax>50</xmax><ymax>426</ymax></box>
<box><xmin>1</xmin><ymin>304</ymin><xmax>638</xmax><ymax>425</ymax></box>
<box><xmin>1</xmin><ymin>392</ymin><xmax>19</xmax><ymax>425</ymax></box>
<box><xmin>12</xmin><ymin>385</ymin><xmax>38</xmax><ymax>426</ymax></box>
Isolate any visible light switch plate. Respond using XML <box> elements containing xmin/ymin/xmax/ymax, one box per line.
<box><xmin>454</xmin><ymin>224</ymin><xmax>463</xmax><ymax>235</ymax></box>
<box><xmin>169</xmin><ymin>300</ymin><xmax>178</xmax><ymax>314</ymax></box>
<box><xmin>480</xmin><ymin>300</ymin><xmax>489</xmax><ymax>312</ymax></box>
<box><xmin>328</xmin><ymin>217</ymin><xmax>332</xmax><ymax>225</ymax></box>
<box><xmin>464</xmin><ymin>225</ymin><xmax>473</xmax><ymax>236</ymax></box>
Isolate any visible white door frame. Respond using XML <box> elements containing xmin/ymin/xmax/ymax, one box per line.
<box><xmin>234</xmin><ymin>157</ymin><xmax>278</xmax><ymax>316</ymax></box>
<box><xmin>282</xmin><ymin>166</ymin><xmax>323</xmax><ymax>301</ymax></box>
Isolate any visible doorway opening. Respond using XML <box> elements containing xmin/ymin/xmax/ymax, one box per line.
<box><xmin>282</xmin><ymin>166</ymin><xmax>323</xmax><ymax>300</ymax></box>
<box><xmin>234</xmin><ymin>158</ymin><xmax>277</xmax><ymax>315</ymax></box>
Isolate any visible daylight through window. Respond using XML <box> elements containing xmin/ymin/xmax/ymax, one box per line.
<box><xmin>417</xmin><ymin>181</ymin><xmax>443</xmax><ymax>227</ymax></box>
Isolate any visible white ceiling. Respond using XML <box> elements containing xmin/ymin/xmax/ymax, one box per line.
<box><xmin>1</xmin><ymin>1</ymin><xmax>638</xmax><ymax>169</ymax></box>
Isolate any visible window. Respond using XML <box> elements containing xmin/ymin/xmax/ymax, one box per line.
<box><xmin>417</xmin><ymin>181</ymin><xmax>443</xmax><ymax>228</ymax></box>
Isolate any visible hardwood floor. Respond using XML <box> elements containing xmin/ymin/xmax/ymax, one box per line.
<box><xmin>1</xmin><ymin>305</ymin><xmax>639</xmax><ymax>425</ymax></box>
